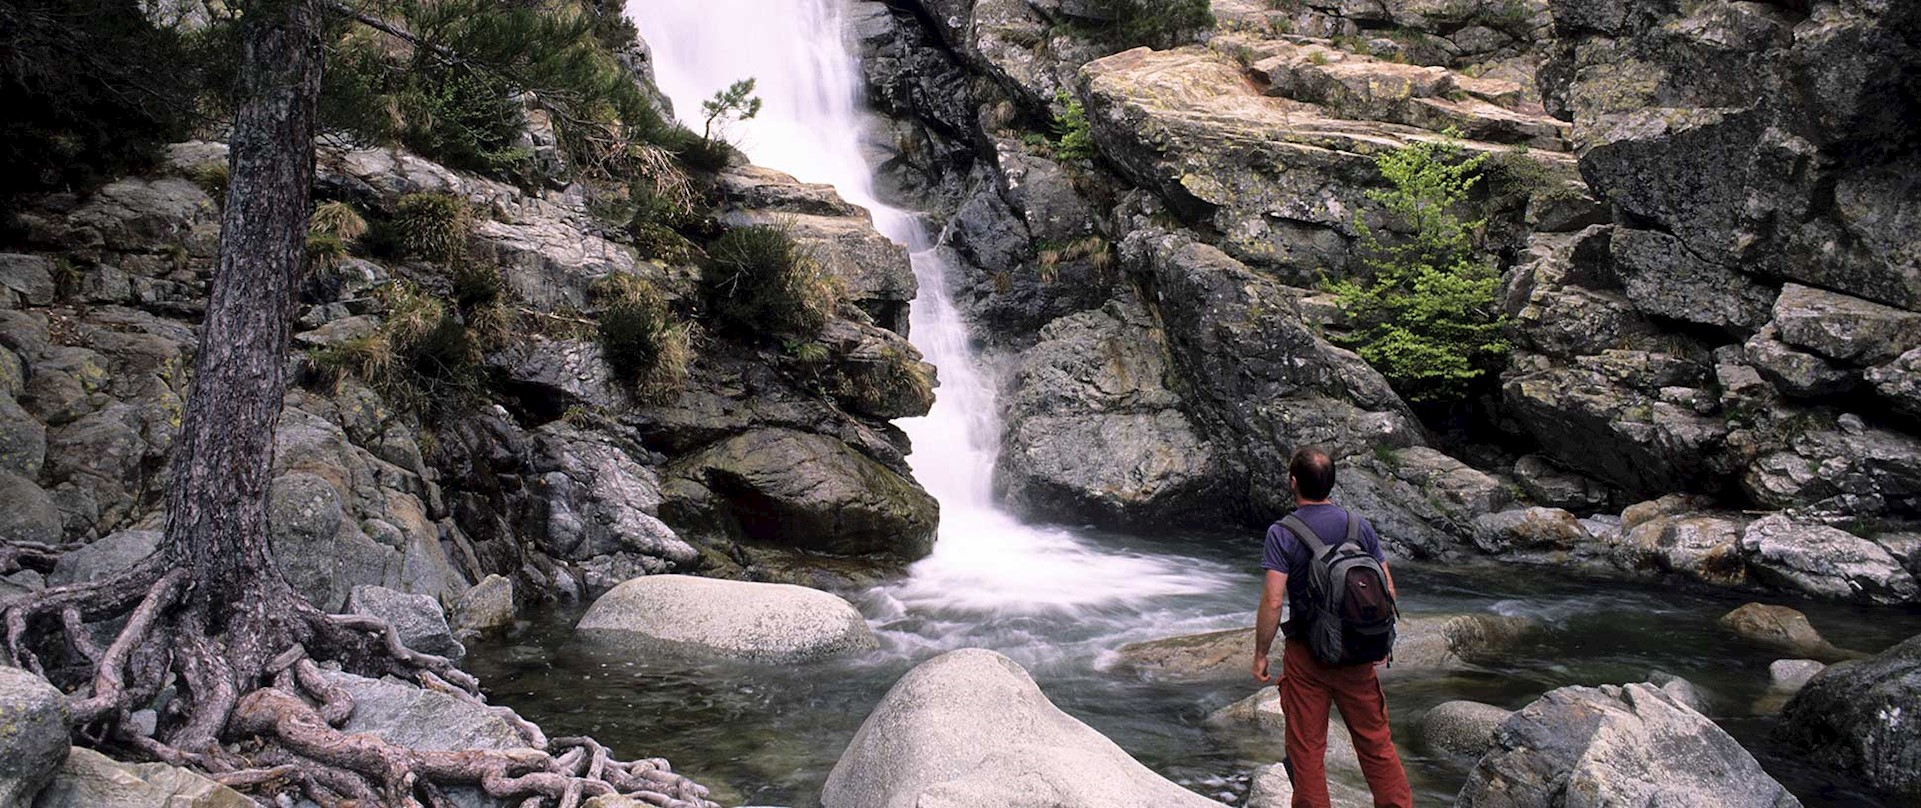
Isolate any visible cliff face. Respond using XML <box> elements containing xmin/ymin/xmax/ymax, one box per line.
<box><xmin>1</xmin><ymin>65</ymin><xmax>942</xmax><ymax>614</ymax></box>
<box><xmin>853</xmin><ymin>0</ymin><xmax>1921</xmax><ymax>601</ymax></box>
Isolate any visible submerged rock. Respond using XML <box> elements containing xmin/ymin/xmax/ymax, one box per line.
<box><xmin>577</xmin><ymin>575</ymin><xmax>877</xmax><ymax>663</ymax></box>
<box><xmin>1459</xmin><ymin>683</ymin><xmax>1800</xmax><ymax>808</ymax></box>
<box><xmin>1779</xmin><ymin>633</ymin><xmax>1921</xmax><ymax>801</ymax></box>
<box><xmin>0</xmin><ymin>667</ymin><xmax>68</xmax><ymax>808</ymax></box>
<box><xmin>1111</xmin><ymin>613</ymin><xmax>1535</xmax><ymax>683</ymax></box>
<box><xmin>820</xmin><ymin>648</ymin><xmax>1220</xmax><ymax>808</ymax></box>
<box><xmin>1718</xmin><ymin>603</ymin><xmax>1863</xmax><ymax>664</ymax></box>
<box><xmin>1210</xmin><ymin>688</ymin><xmax>1371</xmax><ymax>807</ymax></box>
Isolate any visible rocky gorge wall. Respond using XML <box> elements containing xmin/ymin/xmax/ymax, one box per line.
<box><xmin>849</xmin><ymin>0</ymin><xmax>1921</xmax><ymax>605</ymax></box>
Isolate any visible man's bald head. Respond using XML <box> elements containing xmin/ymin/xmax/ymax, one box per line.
<box><xmin>1289</xmin><ymin>446</ymin><xmax>1336</xmax><ymax>502</ymax></box>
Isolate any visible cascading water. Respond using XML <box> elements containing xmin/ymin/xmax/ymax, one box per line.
<box><xmin>634</xmin><ymin>0</ymin><xmax>1237</xmax><ymax>643</ymax></box>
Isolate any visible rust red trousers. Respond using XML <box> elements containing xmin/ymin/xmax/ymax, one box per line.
<box><xmin>1277</xmin><ymin>640</ymin><xmax>1413</xmax><ymax>808</ymax></box>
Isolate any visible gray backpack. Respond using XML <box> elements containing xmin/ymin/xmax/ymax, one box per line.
<box><xmin>1282</xmin><ymin>511</ymin><xmax>1398</xmax><ymax>666</ymax></box>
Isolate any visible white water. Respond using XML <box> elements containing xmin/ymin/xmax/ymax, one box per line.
<box><xmin>631</xmin><ymin>0</ymin><xmax>1236</xmax><ymax>632</ymax></box>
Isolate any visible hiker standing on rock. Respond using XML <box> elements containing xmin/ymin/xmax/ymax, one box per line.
<box><xmin>1252</xmin><ymin>447</ymin><xmax>1413</xmax><ymax>808</ymax></box>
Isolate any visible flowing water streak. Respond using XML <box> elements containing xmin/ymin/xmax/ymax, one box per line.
<box><xmin>631</xmin><ymin>0</ymin><xmax>1235</xmax><ymax>631</ymax></box>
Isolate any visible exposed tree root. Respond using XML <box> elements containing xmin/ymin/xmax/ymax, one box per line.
<box><xmin>1</xmin><ymin>564</ymin><xmax>721</xmax><ymax>808</ymax></box>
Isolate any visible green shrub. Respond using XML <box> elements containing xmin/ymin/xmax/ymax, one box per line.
<box><xmin>702</xmin><ymin>224</ymin><xmax>839</xmax><ymax>339</ymax></box>
<box><xmin>1104</xmin><ymin>0</ymin><xmax>1215</xmax><ymax>49</ymax></box>
<box><xmin>1328</xmin><ymin>135</ymin><xmax>1510</xmax><ymax>404</ymax></box>
<box><xmin>1050</xmin><ymin>91</ymin><xmax>1097</xmax><ymax>161</ymax></box>
<box><xmin>595</xmin><ymin>275</ymin><xmax>693</xmax><ymax>399</ymax></box>
<box><xmin>392</xmin><ymin>193</ymin><xmax>472</xmax><ymax>263</ymax></box>
<box><xmin>308</xmin><ymin>282</ymin><xmax>485</xmax><ymax>415</ymax></box>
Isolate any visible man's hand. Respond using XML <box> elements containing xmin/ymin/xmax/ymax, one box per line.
<box><xmin>1254</xmin><ymin>654</ymin><xmax>1273</xmax><ymax>684</ymax></box>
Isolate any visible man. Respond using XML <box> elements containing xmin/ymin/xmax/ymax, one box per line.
<box><xmin>1252</xmin><ymin>447</ymin><xmax>1412</xmax><ymax>808</ymax></box>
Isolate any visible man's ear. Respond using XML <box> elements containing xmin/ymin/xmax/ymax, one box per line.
<box><xmin>1288</xmin><ymin>475</ymin><xmax>1299</xmax><ymax>498</ymax></box>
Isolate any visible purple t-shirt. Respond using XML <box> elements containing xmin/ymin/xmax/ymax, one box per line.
<box><xmin>1261</xmin><ymin>503</ymin><xmax>1385</xmax><ymax>625</ymax></box>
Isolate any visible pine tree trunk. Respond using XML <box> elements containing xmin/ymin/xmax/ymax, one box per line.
<box><xmin>161</xmin><ymin>0</ymin><xmax>321</xmax><ymax>651</ymax></box>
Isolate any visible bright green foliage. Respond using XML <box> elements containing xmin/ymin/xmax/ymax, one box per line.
<box><xmin>1050</xmin><ymin>91</ymin><xmax>1097</xmax><ymax>161</ymax></box>
<box><xmin>700</xmin><ymin>78</ymin><xmax>763</xmax><ymax>141</ymax></box>
<box><xmin>1330</xmin><ymin>136</ymin><xmax>1510</xmax><ymax>404</ymax></box>
<box><xmin>703</xmin><ymin>224</ymin><xmax>839</xmax><ymax>340</ymax></box>
<box><xmin>1106</xmin><ymin>0</ymin><xmax>1215</xmax><ymax>49</ymax></box>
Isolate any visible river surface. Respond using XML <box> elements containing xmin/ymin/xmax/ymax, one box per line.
<box><xmin>463</xmin><ymin>1</ymin><xmax>1921</xmax><ymax>806</ymax></box>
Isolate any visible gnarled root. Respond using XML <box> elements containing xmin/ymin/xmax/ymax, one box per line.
<box><xmin>1</xmin><ymin>565</ymin><xmax>721</xmax><ymax>808</ymax></box>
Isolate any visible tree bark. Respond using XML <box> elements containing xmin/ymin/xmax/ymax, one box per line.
<box><xmin>160</xmin><ymin>0</ymin><xmax>322</xmax><ymax>736</ymax></box>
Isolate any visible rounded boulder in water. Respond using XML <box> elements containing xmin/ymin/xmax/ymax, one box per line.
<box><xmin>577</xmin><ymin>575</ymin><xmax>878</xmax><ymax>663</ymax></box>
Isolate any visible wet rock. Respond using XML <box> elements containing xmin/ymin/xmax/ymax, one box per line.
<box><xmin>997</xmin><ymin>299</ymin><xmax>1222</xmax><ymax>528</ymax></box>
<box><xmin>0</xmin><ymin>472</ymin><xmax>60</xmax><ymax>544</ymax></box>
<box><xmin>46</xmin><ymin>529</ymin><xmax>158</xmax><ymax>587</ymax></box>
<box><xmin>1510</xmin><ymin>455</ymin><xmax>1612</xmax><ymax>515</ymax></box>
<box><xmin>1111</xmin><ymin>613</ymin><xmax>1534</xmax><ymax>683</ymax></box>
<box><xmin>0</xmin><ymin>667</ymin><xmax>68</xmax><ymax>808</ymax></box>
<box><xmin>30</xmin><ymin>748</ymin><xmax>248</xmax><ymax>808</ymax></box>
<box><xmin>1421</xmin><ymin>700</ymin><xmax>1512</xmax><ymax>759</ymax></box>
<box><xmin>578</xmin><ymin>575</ymin><xmax>877</xmax><ymax>663</ymax></box>
<box><xmin>347</xmin><ymin>585</ymin><xmax>464</xmax><ymax>661</ymax></box>
<box><xmin>1471</xmin><ymin>507</ymin><xmax>1591</xmax><ymax>556</ymax></box>
<box><xmin>452</xmin><ymin>574</ymin><xmax>515</xmax><ymax>633</ymax></box>
<box><xmin>1718</xmin><ymin>603</ymin><xmax>1862</xmax><ymax>664</ymax></box>
<box><xmin>1772</xmin><ymin>284</ymin><xmax>1921</xmax><ymax>367</ymax></box>
<box><xmin>1779</xmin><ymin>633</ymin><xmax>1921</xmax><ymax>801</ymax></box>
<box><xmin>1459</xmin><ymin>683</ymin><xmax>1800</xmax><ymax>808</ymax></box>
<box><xmin>1740</xmin><ymin>515</ymin><xmax>1919</xmax><ymax>605</ymax></box>
<box><xmin>1769</xmin><ymin>659</ymin><xmax>1824</xmax><ymax>693</ymax></box>
<box><xmin>664</xmin><ymin>429</ymin><xmax>937</xmax><ymax>560</ymax></box>
<box><xmin>1647</xmin><ymin>670</ymin><xmax>1710</xmax><ymax>714</ymax></box>
<box><xmin>820</xmin><ymin>648</ymin><xmax>1221</xmax><ymax>808</ymax></box>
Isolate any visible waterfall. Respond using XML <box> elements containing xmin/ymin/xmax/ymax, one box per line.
<box><xmin>631</xmin><ymin>0</ymin><xmax>1232</xmax><ymax>628</ymax></box>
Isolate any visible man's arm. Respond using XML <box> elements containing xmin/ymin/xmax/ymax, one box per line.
<box><xmin>1253</xmin><ymin>569</ymin><xmax>1287</xmax><ymax>683</ymax></box>
<box><xmin>1381</xmin><ymin>561</ymin><xmax>1398</xmax><ymax>600</ymax></box>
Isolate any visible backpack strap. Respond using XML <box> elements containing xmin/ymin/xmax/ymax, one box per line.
<box><xmin>1281</xmin><ymin>514</ymin><xmax>1331</xmax><ymax>556</ymax></box>
<box><xmin>1344</xmin><ymin>511</ymin><xmax>1361</xmax><ymax>544</ymax></box>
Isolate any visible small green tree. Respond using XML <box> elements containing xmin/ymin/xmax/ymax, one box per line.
<box><xmin>1329</xmin><ymin>136</ymin><xmax>1510</xmax><ymax>404</ymax></box>
<box><xmin>1051</xmin><ymin>90</ymin><xmax>1097</xmax><ymax>161</ymax></box>
<box><xmin>701</xmin><ymin>77</ymin><xmax>763</xmax><ymax>141</ymax></box>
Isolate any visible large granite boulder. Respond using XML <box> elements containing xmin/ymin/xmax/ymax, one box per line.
<box><xmin>1459</xmin><ymin>683</ymin><xmax>1800</xmax><ymax>807</ymax></box>
<box><xmin>30</xmin><ymin>748</ymin><xmax>249</xmax><ymax>808</ymax></box>
<box><xmin>997</xmin><ymin>298</ymin><xmax>1223</xmax><ymax>528</ymax></box>
<box><xmin>1778</xmin><ymin>633</ymin><xmax>1921</xmax><ymax>801</ymax></box>
<box><xmin>0</xmin><ymin>667</ymin><xmax>68</xmax><ymax>808</ymax></box>
<box><xmin>577</xmin><ymin>575</ymin><xmax>877</xmax><ymax>663</ymax></box>
<box><xmin>820</xmin><ymin>649</ymin><xmax>1220</xmax><ymax>808</ymax></box>
<box><xmin>663</xmin><ymin>429</ymin><xmax>937</xmax><ymax>560</ymax></box>
<box><xmin>1740</xmin><ymin>515</ymin><xmax>1919</xmax><ymax>605</ymax></box>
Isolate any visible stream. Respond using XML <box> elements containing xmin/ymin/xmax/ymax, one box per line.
<box><xmin>460</xmin><ymin>1</ymin><xmax>1921</xmax><ymax>806</ymax></box>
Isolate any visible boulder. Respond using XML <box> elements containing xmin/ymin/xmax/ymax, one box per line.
<box><xmin>1647</xmin><ymin>670</ymin><xmax>1710</xmax><ymax>715</ymax></box>
<box><xmin>1741</xmin><ymin>416</ymin><xmax>1921</xmax><ymax>514</ymax></box>
<box><xmin>1772</xmin><ymin>284</ymin><xmax>1921</xmax><ymax>367</ymax></box>
<box><xmin>1209</xmin><ymin>688</ymin><xmax>1371</xmax><ymax>807</ymax></box>
<box><xmin>0</xmin><ymin>667</ymin><xmax>68</xmax><ymax>808</ymax></box>
<box><xmin>665</xmin><ymin>429</ymin><xmax>937</xmax><ymax>559</ymax></box>
<box><xmin>46</xmin><ymin>529</ymin><xmax>158</xmax><ymax>587</ymax></box>
<box><xmin>1740</xmin><ymin>515</ymin><xmax>1919</xmax><ymax>605</ymax></box>
<box><xmin>1866</xmin><ymin>348</ymin><xmax>1921</xmax><ymax>420</ymax></box>
<box><xmin>0</xmin><ymin>255</ymin><xmax>56</xmax><ymax>309</ymax></box>
<box><xmin>1459</xmin><ymin>683</ymin><xmax>1801</xmax><ymax>808</ymax></box>
<box><xmin>452</xmin><ymin>574</ymin><xmax>515</xmax><ymax>633</ymax></box>
<box><xmin>1613</xmin><ymin>512</ymin><xmax>1750</xmax><ymax>587</ymax></box>
<box><xmin>1779</xmin><ymin>633</ymin><xmax>1921</xmax><ymax>801</ymax></box>
<box><xmin>578</xmin><ymin>575</ymin><xmax>877</xmax><ymax>663</ymax></box>
<box><xmin>1611</xmin><ymin>229</ymin><xmax>1776</xmax><ymax>332</ymax></box>
<box><xmin>527</xmin><ymin>425</ymin><xmax>698</xmax><ymax>576</ymax></box>
<box><xmin>30</xmin><ymin>748</ymin><xmax>249</xmax><ymax>808</ymax></box>
<box><xmin>0</xmin><ymin>394</ymin><xmax>38</xmax><ymax>481</ymax></box>
<box><xmin>997</xmin><ymin>299</ymin><xmax>1222</xmax><ymax>528</ymax></box>
<box><xmin>1745</xmin><ymin>330</ymin><xmax>1858</xmax><ymax>399</ymax></box>
<box><xmin>820</xmin><ymin>649</ymin><xmax>1221</xmax><ymax>808</ymax></box>
<box><xmin>1511</xmin><ymin>455</ymin><xmax>1612</xmax><ymax>515</ymax></box>
<box><xmin>0</xmin><ymin>473</ymin><xmax>61</xmax><ymax>544</ymax></box>
<box><xmin>1420</xmin><ymin>700</ymin><xmax>1512</xmax><ymax>759</ymax></box>
<box><xmin>1718</xmin><ymin>603</ymin><xmax>1862</xmax><ymax>664</ymax></box>
<box><xmin>1470</xmin><ymin>507</ymin><xmax>1591</xmax><ymax>556</ymax></box>
<box><xmin>347</xmin><ymin>585</ymin><xmax>464</xmax><ymax>661</ymax></box>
